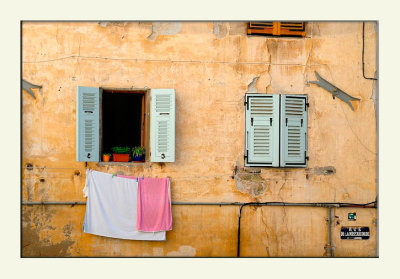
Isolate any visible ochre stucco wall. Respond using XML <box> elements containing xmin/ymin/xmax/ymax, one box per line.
<box><xmin>22</xmin><ymin>21</ymin><xmax>377</xmax><ymax>257</ymax></box>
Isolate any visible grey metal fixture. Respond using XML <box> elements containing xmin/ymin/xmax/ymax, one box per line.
<box><xmin>22</xmin><ymin>79</ymin><xmax>42</xmax><ymax>99</ymax></box>
<box><xmin>309</xmin><ymin>71</ymin><xmax>360</xmax><ymax>111</ymax></box>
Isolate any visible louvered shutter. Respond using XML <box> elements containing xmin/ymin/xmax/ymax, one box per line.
<box><xmin>76</xmin><ymin>86</ymin><xmax>100</xmax><ymax>162</ymax></box>
<box><xmin>245</xmin><ymin>94</ymin><xmax>279</xmax><ymax>167</ymax></box>
<box><xmin>280</xmin><ymin>95</ymin><xmax>308</xmax><ymax>167</ymax></box>
<box><xmin>248</xmin><ymin>22</ymin><xmax>306</xmax><ymax>37</ymax></box>
<box><xmin>151</xmin><ymin>89</ymin><xmax>175</xmax><ymax>162</ymax></box>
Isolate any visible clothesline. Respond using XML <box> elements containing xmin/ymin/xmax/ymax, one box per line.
<box><xmin>24</xmin><ymin>167</ymin><xmax>233</xmax><ymax>179</ymax></box>
<box><xmin>23</xmin><ymin>167</ymin><xmax>300</xmax><ymax>180</ymax></box>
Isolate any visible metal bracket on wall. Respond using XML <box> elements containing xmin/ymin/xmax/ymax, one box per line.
<box><xmin>22</xmin><ymin>79</ymin><xmax>42</xmax><ymax>99</ymax></box>
<box><xmin>309</xmin><ymin>71</ymin><xmax>360</xmax><ymax>111</ymax></box>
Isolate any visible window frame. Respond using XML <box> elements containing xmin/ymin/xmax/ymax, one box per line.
<box><xmin>99</xmin><ymin>87</ymin><xmax>150</xmax><ymax>162</ymax></box>
<box><xmin>76</xmin><ymin>86</ymin><xmax>176</xmax><ymax>163</ymax></box>
<box><xmin>244</xmin><ymin>93</ymin><xmax>308</xmax><ymax>168</ymax></box>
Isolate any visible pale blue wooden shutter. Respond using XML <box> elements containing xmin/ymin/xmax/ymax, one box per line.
<box><xmin>280</xmin><ymin>95</ymin><xmax>308</xmax><ymax>167</ymax></box>
<box><xmin>151</xmin><ymin>89</ymin><xmax>175</xmax><ymax>162</ymax></box>
<box><xmin>76</xmin><ymin>86</ymin><xmax>100</xmax><ymax>162</ymax></box>
<box><xmin>245</xmin><ymin>94</ymin><xmax>279</xmax><ymax>167</ymax></box>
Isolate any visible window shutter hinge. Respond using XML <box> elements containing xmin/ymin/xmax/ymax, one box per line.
<box><xmin>244</xmin><ymin>150</ymin><xmax>248</xmax><ymax>160</ymax></box>
<box><xmin>305</xmin><ymin>102</ymin><xmax>309</xmax><ymax>111</ymax></box>
<box><xmin>305</xmin><ymin>151</ymin><xmax>309</xmax><ymax>161</ymax></box>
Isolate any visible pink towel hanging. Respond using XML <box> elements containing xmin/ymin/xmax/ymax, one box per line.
<box><xmin>118</xmin><ymin>175</ymin><xmax>172</xmax><ymax>232</ymax></box>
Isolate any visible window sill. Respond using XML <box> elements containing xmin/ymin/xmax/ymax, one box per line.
<box><xmin>97</xmin><ymin>161</ymin><xmax>149</xmax><ymax>167</ymax></box>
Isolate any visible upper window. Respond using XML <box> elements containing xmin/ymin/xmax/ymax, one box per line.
<box><xmin>247</xmin><ymin>22</ymin><xmax>306</xmax><ymax>37</ymax></box>
<box><xmin>101</xmin><ymin>89</ymin><xmax>147</xmax><ymax>158</ymax></box>
<box><xmin>245</xmin><ymin>94</ymin><xmax>308</xmax><ymax>167</ymax></box>
<box><xmin>76</xmin><ymin>86</ymin><xmax>175</xmax><ymax>163</ymax></box>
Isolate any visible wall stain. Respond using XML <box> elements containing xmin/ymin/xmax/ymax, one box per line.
<box><xmin>22</xmin><ymin>206</ymin><xmax>75</xmax><ymax>257</ymax></box>
<box><xmin>213</xmin><ymin>22</ymin><xmax>229</xmax><ymax>39</ymax></box>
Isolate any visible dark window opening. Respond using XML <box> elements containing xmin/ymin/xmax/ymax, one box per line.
<box><xmin>101</xmin><ymin>89</ymin><xmax>147</xmax><ymax>161</ymax></box>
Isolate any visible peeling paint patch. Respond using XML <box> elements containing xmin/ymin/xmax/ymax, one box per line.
<box><xmin>147</xmin><ymin>22</ymin><xmax>182</xmax><ymax>41</ymax></box>
<box><xmin>213</xmin><ymin>22</ymin><xmax>228</xmax><ymax>39</ymax></box>
<box><xmin>63</xmin><ymin>223</ymin><xmax>73</xmax><ymax>238</ymax></box>
<box><xmin>247</xmin><ymin>77</ymin><xmax>259</xmax><ymax>93</ymax></box>
<box><xmin>98</xmin><ymin>21</ymin><xmax>128</xmax><ymax>28</ymax></box>
<box><xmin>235</xmin><ymin>171</ymin><xmax>267</xmax><ymax>197</ymax></box>
<box><xmin>152</xmin><ymin>247</ymin><xmax>164</xmax><ymax>256</ymax></box>
<box><xmin>22</xmin><ymin>207</ymin><xmax>75</xmax><ymax>257</ymax></box>
<box><xmin>99</xmin><ymin>22</ymin><xmax>109</xmax><ymax>28</ymax></box>
<box><xmin>306</xmin><ymin>166</ymin><xmax>336</xmax><ymax>175</ymax></box>
<box><xmin>167</xmin><ymin>245</ymin><xmax>196</xmax><ymax>256</ymax></box>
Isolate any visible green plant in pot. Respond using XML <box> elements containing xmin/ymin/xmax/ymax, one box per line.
<box><xmin>111</xmin><ymin>146</ymin><xmax>131</xmax><ymax>162</ymax></box>
<box><xmin>132</xmin><ymin>146</ymin><xmax>145</xmax><ymax>162</ymax></box>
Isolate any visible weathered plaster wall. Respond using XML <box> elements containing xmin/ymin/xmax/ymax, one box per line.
<box><xmin>22</xmin><ymin>21</ymin><xmax>377</xmax><ymax>257</ymax></box>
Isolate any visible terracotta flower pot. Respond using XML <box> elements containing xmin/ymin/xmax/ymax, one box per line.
<box><xmin>113</xmin><ymin>153</ymin><xmax>130</xmax><ymax>162</ymax></box>
<box><xmin>102</xmin><ymin>154</ymin><xmax>111</xmax><ymax>162</ymax></box>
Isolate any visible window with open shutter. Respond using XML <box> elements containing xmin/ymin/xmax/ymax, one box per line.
<box><xmin>151</xmin><ymin>89</ymin><xmax>175</xmax><ymax>162</ymax></box>
<box><xmin>248</xmin><ymin>22</ymin><xmax>306</xmax><ymax>37</ymax></box>
<box><xmin>245</xmin><ymin>94</ymin><xmax>279</xmax><ymax>167</ymax></box>
<box><xmin>76</xmin><ymin>86</ymin><xmax>100</xmax><ymax>162</ymax></box>
<box><xmin>280</xmin><ymin>95</ymin><xmax>308</xmax><ymax>167</ymax></box>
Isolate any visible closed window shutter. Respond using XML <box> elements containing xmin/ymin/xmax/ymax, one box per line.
<box><xmin>245</xmin><ymin>94</ymin><xmax>279</xmax><ymax>167</ymax></box>
<box><xmin>150</xmin><ymin>89</ymin><xmax>175</xmax><ymax>162</ymax></box>
<box><xmin>280</xmin><ymin>95</ymin><xmax>308</xmax><ymax>167</ymax></box>
<box><xmin>248</xmin><ymin>22</ymin><xmax>306</xmax><ymax>37</ymax></box>
<box><xmin>76</xmin><ymin>86</ymin><xmax>100</xmax><ymax>162</ymax></box>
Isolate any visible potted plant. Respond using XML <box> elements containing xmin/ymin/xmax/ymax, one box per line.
<box><xmin>132</xmin><ymin>146</ymin><xmax>145</xmax><ymax>162</ymax></box>
<box><xmin>102</xmin><ymin>153</ymin><xmax>111</xmax><ymax>162</ymax></box>
<box><xmin>111</xmin><ymin>146</ymin><xmax>131</xmax><ymax>162</ymax></box>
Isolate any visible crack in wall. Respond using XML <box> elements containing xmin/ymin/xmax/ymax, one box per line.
<box><xmin>303</xmin><ymin>23</ymin><xmax>315</xmax><ymax>90</ymax></box>
<box><xmin>370</xmin><ymin>74</ymin><xmax>377</xmax><ymax>114</ymax></box>
<box><xmin>23</xmin><ymin>55</ymin><xmax>334</xmax><ymax>67</ymax></box>
<box><xmin>265</xmin><ymin>38</ymin><xmax>273</xmax><ymax>92</ymax></box>
<box><xmin>260</xmin><ymin>207</ymin><xmax>271</xmax><ymax>256</ymax></box>
<box><xmin>339</xmin><ymin>101</ymin><xmax>376</xmax><ymax>155</ymax></box>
